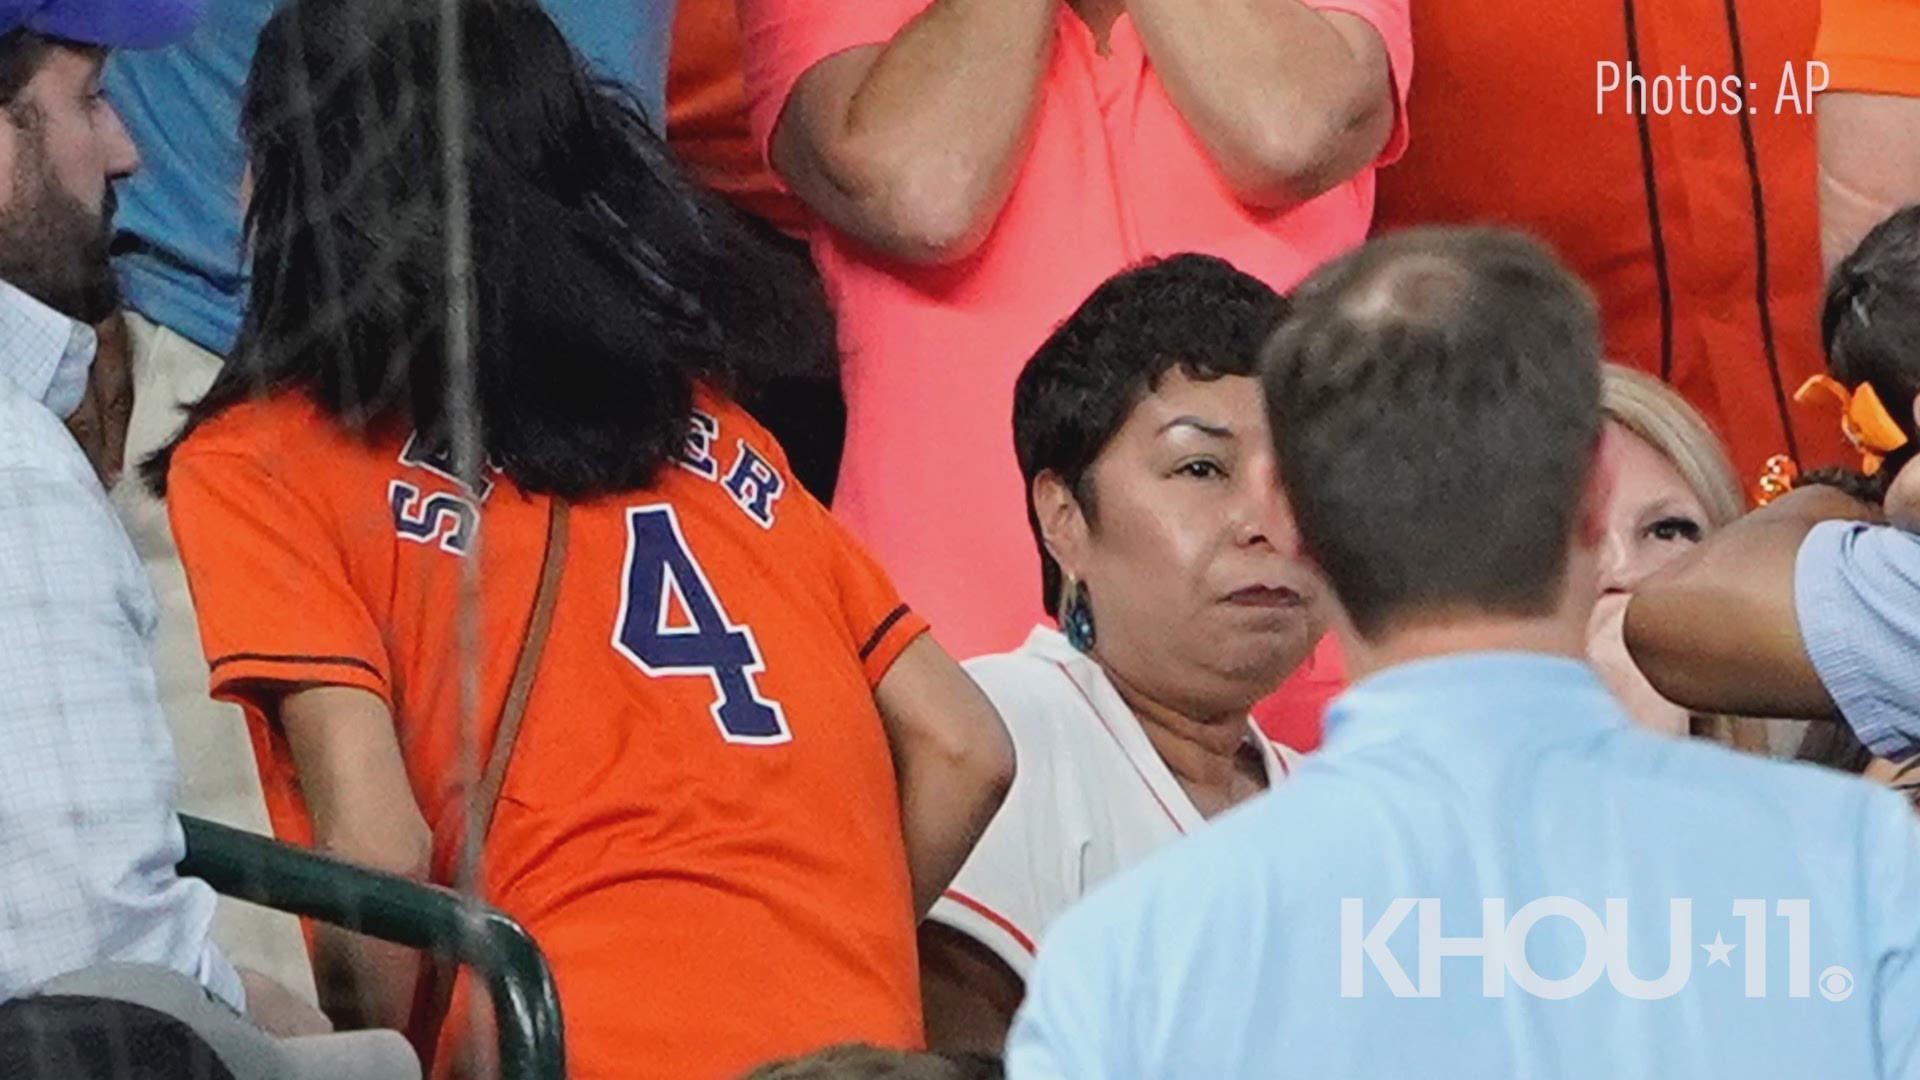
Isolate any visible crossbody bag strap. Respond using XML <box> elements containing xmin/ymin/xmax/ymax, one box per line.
<box><xmin>472</xmin><ymin>495</ymin><xmax>570</xmax><ymax>838</ymax></box>
<box><xmin>415</xmin><ymin>494</ymin><xmax>569</xmax><ymax>1072</ymax></box>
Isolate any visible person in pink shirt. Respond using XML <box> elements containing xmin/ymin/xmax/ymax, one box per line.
<box><xmin>738</xmin><ymin>0</ymin><xmax>1409</xmax><ymax>745</ymax></box>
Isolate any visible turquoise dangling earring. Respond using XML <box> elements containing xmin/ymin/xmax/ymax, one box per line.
<box><xmin>1062</xmin><ymin>577</ymin><xmax>1097</xmax><ymax>653</ymax></box>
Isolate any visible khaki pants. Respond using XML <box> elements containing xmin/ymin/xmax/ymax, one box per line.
<box><xmin>110</xmin><ymin>311</ymin><xmax>317</xmax><ymax>1004</ymax></box>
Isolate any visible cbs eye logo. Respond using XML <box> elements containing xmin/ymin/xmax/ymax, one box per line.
<box><xmin>1818</xmin><ymin>966</ymin><xmax>1855</xmax><ymax>1002</ymax></box>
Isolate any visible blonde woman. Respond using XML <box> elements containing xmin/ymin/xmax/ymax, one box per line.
<box><xmin>1589</xmin><ymin>364</ymin><xmax>1780</xmax><ymax>750</ymax></box>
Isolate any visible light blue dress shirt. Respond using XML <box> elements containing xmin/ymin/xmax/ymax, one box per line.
<box><xmin>0</xmin><ymin>282</ymin><xmax>241</xmax><ymax>1009</ymax></box>
<box><xmin>1008</xmin><ymin>653</ymin><xmax>1920</xmax><ymax>1080</ymax></box>
<box><xmin>1797</xmin><ymin>519</ymin><xmax>1920</xmax><ymax>762</ymax></box>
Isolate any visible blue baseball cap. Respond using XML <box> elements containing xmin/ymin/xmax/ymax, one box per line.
<box><xmin>0</xmin><ymin>0</ymin><xmax>204</xmax><ymax>50</ymax></box>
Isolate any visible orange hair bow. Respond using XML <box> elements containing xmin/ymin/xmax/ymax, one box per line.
<box><xmin>1755</xmin><ymin>454</ymin><xmax>1799</xmax><ymax>507</ymax></box>
<box><xmin>1795</xmin><ymin>375</ymin><xmax>1910</xmax><ymax>477</ymax></box>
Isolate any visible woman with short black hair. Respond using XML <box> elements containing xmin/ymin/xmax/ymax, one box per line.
<box><xmin>920</xmin><ymin>255</ymin><xmax>1323</xmax><ymax>1052</ymax></box>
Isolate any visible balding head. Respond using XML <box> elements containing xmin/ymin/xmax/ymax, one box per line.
<box><xmin>1334</xmin><ymin>250</ymin><xmax>1479</xmax><ymax>326</ymax></box>
<box><xmin>1260</xmin><ymin>226</ymin><xmax>1605</xmax><ymax>639</ymax></box>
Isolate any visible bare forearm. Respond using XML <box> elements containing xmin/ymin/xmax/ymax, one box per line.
<box><xmin>1127</xmin><ymin>1</ymin><xmax>1394</xmax><ymax>206</ymax></box>
<box><xmin>304</xmin><ymin>816</ymin><xmax>430</xmax><ymax>1031</ymax></box>
<box><xmin>1626</xmin><ymin>585</ymin><xmax>1839</xmax><ymax>720</ymax></box>
<box><xmin>1626</xmin><ymin>486</ymin><xmax>1875</xmax><ymax>718</ymax></box>
<box><xmin>873</xmin><ymin>637</ymin><xmax>1016</xmax><ymax>917</ymax></box>
<box><xmin>773</xmin><ymin>0</ymin><xmax>1055</xmax><ymax>262</ymax></box>
<box><xmin>1818</xmin><ymin>92</ymin><xmax>1920</xmax><ymax>273</ymax></box>
<box><xmin>311</xmin><ymin>926</ymin><xmax>422</xmax><ymax>1032</ymax></box>
<box><xmin>304</xmin><ymin>810</ymin><xmax>432</xmax><ymax>1032</ymax></box>
<box><xmin>280</xmin><ymin>686</ymin><xmax>434</xmax><ymax>1030</ymax></box>
<box><xmin>897</xmin><ymin>748</ymin><xmax>1011</xmax><ymax>918</ymax></box>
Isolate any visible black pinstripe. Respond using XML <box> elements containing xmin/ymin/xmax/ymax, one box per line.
<box><xmin>1720</xmin><ymin>0</ymin><xmax>1801</xmax><ymax>461</ymax></box>
<box><xmin>1622</xmin><ymin>0</ymin><xmax>1676</xmax><ymax>383</ymax></box>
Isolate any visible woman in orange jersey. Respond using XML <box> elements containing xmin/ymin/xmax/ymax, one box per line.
<box><xmin>147</xmin><ymin>1</ymin><xmax>1015</xmax><ymax>1077</ymax></box>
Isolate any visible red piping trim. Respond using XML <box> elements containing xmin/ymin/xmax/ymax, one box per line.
<box><xmin>1052</xmin><ymin>661</ymin><xmax>1187</xmax><ymax>836</ymax></box>
<box><xmin>942</xmin><ymin>889</ymin><xmax>1037</xmax><ymax>955</ymax></box>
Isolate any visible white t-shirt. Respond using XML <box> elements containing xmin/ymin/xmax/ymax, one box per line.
<box><xmin>931</xmin><ymin>626</ymin><xmax>1299</xmax><ymax>978</ymax></box>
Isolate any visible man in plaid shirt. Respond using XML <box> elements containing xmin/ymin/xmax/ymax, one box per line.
<box><xmin>0</xmin><ymin>0</ymin><xmax>316</xmax><ymax>1035</ymax></box>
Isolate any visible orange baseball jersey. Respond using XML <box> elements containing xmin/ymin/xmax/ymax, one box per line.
<box><xmin>1374</xmin><ymin>0</ymin><xmax>1846</xmax><ymax>488</ymax></box>
<box><xmin>167</xmin><ymin>386</ymin><xmax>927</xmax><ymax>1079</ymax></box>
<box><xmin>666</xmin><ymin>0</ymin><xmax>806</xmax><ymax>234</ymax></box>
<box><xmin>1816</xmin><ymin>0</ymin><xmax>1920</xmax><ymax>94</ymax></box>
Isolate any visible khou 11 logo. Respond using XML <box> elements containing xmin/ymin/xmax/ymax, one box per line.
<box><xmin>1340</xmin><ymin>898</ymin><xmax>1856</xmax><ymax>1001</ymax></box>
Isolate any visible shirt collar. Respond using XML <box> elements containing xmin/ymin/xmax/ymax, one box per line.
<box><xmin>1323</xmin><ymin>651</ymin><xmax>1626</xmax><ymax>751</ymax></box>
<box><xmin>1021</xmin><ymin>623</ymin><xmax>1083</xmax><ymax>663</ymax></box>
<box><xmin>0</xmin><ymin>279</ymin><xmax>96</xmax><ymax>419</ymax></box>
<box><xmin>1020</xmin><ymin>622</ymin><xmax>1294</xmax><ymax>773</ymax></box>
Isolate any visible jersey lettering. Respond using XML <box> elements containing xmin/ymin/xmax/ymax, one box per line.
<box><xmin>723</xmin><ymin>443</ymin><xmax>785</xmax><ymax>529</ymax></box>
<box><xmin>393</xmin><ymin>416</ymin><xmax>789</xmax><ymax>563</ymax></box>
<box><xmin>612</xmin><ymin>504</ymin><xmax>790</xmax><ymax>744</ymax></box>
<box><xmin>676</xmin><ymin>410</ymin><xmax>721</xmax><ymax>480</ymax></box>
<box><xmin>390</xmin><ymin>481</ymin><xmax>478</xmax><ymax>555</ymax></box>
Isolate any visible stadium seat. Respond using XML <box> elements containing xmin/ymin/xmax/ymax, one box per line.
<box><xmin>177</xmin><ymin>815</ymin><xmax>566</xmax><ymax>1080</ymax></box>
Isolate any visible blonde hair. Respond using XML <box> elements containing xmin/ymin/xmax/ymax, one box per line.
<box><xmin>1600</xmin><ymin>364</ymin><xmax>1776</xmax><ymax>751</ymax></box>
<box><xmin>1601</xmin><ymin>364</ymin><xmax>1745</xmax><ymax>526</ymax></box>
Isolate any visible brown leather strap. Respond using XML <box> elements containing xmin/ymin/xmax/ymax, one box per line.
<box><xmin>416</xmin><ymin>495</ymin><xmax>569</xmax><ymax>1070</ymax></box>
<box><xmin>472</xmin><ymin>495</ymin><xmax>570</xmax><ymax>840</ymax></box>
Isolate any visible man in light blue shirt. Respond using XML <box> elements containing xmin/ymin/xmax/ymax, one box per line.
<box><xmin>1627</xmin><ymin>205</ymin><xmax>1920</xmax><ymax>775</ymax></box>
<box><xmin>1008</xmin><ymin>228</ymin><xmax>1920</xmax><ymax>1079</ymax></box>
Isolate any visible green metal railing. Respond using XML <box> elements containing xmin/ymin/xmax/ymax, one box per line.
<box><xmin>178</xmin><ymin>815</ymin><xmax>566</xmax><ymax>1079</ymax></box>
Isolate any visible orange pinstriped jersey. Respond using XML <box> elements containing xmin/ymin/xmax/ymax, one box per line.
<box><xmin>168</xmin><ymin>386</ymin><xmax>926</xmax><ymax>1079</ymax></box>
<box><xmin>1817</xmin><ymin>0</ymin><xmax>1920</xmax><ymax>96</ymax></box>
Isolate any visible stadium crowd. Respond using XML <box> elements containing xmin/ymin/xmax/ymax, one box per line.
<box><xmin>3</xmin><ymin>0</ymin><xmax>1920</xmax><ymax>1077</ymax></box>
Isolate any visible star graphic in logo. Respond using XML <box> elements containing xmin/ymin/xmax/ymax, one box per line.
<box><xmin>1701</xmin><ymin>932</ymin><xmax>1737</xmax><ymax>967</ymax></box>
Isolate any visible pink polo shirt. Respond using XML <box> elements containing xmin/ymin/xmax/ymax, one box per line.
<box><xmin>741</xmin><ymin>1</ymin><xmax>1411</xmax><ymax>682</ymax></box>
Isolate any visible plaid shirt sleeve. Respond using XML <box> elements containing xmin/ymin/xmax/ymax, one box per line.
<box><xmin>0</xmin><ymin>372</ymin><xmax>242</xmax><ymax>1010</ymax></box>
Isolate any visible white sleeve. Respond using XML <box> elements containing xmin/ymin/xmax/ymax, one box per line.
<box><xmin>0</xmin><ymin>453</ymin><xmax>241</xmax><ymax>1009</ymax></box>
<box><xmin>929</xmin><ymin>660</ymin><xmax>1084</xmax><ymax>980</ymax></box>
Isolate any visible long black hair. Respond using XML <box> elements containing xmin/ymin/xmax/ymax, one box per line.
<box><xmin>147</xmin><ymin>0</ymin><xmax>834</xmax><ymax>498</ymax></box>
